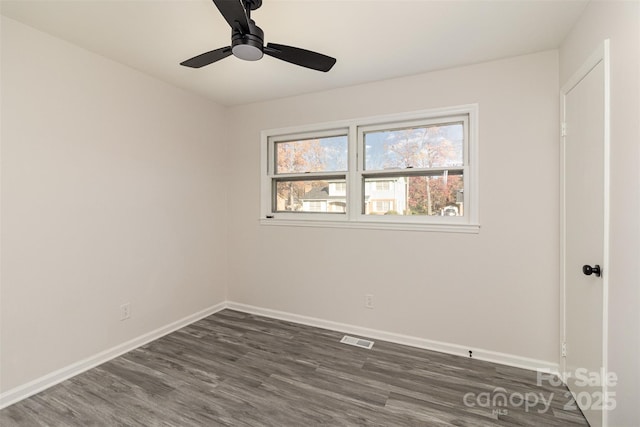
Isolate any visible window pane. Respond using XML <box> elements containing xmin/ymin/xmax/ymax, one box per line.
<box><xmin>275</xmin><ymin>179</ymin><xmax>347</xmax><ymax>213</ymax></box>
<box><xmin>275</xmin><ymin>135</ymin><xmax>348</xmax><ymax>174</ymax></box>
<box><xmin>363</xmin><ymin>173</ymin><xmax>464</xmax><ymax>216</ymax></box>
<box><xmin>364</xmin><ymin>123</ymin><xmax>463</xmax><ymax>170</ymax></box>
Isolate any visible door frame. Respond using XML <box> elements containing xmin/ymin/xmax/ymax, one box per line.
<box><xmin>560</xmin><ymin>39</ymin><xmax>611</xmax><ymax>426</ymax></box>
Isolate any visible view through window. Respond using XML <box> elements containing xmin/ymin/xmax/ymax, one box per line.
<box><xmin>262</xmin><ymin>106</ymin><xmax>478</xmax><ymax>231</ymax></box>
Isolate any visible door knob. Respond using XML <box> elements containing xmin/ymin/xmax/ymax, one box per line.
<box><xmin>582</xmin><ymin>264</ymin><xmax>601</xmax><ymax>277</ymax></box>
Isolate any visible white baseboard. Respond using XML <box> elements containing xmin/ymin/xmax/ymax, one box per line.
<box><xmin>226</xmin><ymin>301</ymin><xmax>559</xmax><ymax>374</ymax></box>
<box><xmin>0</xmin><ymin>302</ymin><xmax>227</xmax><ymax>410</ymax></box>
<box><xmin>2</xmin><ymin>300</ymin><xmax>560</xmax><ymax>410</ymax></box>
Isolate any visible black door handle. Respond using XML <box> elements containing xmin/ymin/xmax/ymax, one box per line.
<box><xmin>582</xmin><ymin>264</ymin><xmax>601</xmax><ymax>277</ymax></box>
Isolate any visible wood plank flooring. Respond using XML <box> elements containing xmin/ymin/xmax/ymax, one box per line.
<box><xmin>1</xmin><ymin>309</ymin><xmax>588</xmax><ymax>426</ymax></box>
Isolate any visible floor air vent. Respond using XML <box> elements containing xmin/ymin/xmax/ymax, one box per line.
<box><xmin>340</xmin><ymin>335</ymin><xmax>374</xmax><ymax>349</ymax></box>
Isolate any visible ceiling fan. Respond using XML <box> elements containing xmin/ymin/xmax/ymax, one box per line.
<box><xmin>180</xmin><ymin>0</ymin><xmax>336</xmax><ymax>72</ymax></box>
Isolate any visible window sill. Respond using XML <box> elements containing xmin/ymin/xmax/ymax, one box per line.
<box><xmin>259</xmin><ymin>218</ymin><xmax>480</xmax><ymax>234</ymax></box>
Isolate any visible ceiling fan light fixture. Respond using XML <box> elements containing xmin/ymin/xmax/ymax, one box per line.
<box><xmin>231</xmin><ymin>23</ymin><xmax>264</xmax><ymax>61</ymax></box>
<box><xmin>232</xmin><ymin>43</ymin><xmax>263</xmax><ymax>61</ymax></box>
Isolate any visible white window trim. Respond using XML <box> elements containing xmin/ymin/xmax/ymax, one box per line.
<box><xmin>260</xmin><ymin>104</ymin><xmax>480</xmax><ymax>233</ymax></box>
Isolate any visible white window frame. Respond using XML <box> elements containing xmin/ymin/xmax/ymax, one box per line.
<box><xmin>264</xmin><ymin>128</ymin><xmax>349</xmax><ymax>221</ymax></box>
<box><xmin>260</xmin><ymin>104</ymin><xmax>479</xmax><ymax>233</ymax></box>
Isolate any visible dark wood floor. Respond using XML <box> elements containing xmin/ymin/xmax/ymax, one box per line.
<box><xmin>1</xmin><ymin>309</ymin><xmax>587</xmax><ymax>426</ymax></box>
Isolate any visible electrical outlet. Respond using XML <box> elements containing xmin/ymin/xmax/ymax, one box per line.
<box><xmin>365</xmin><ymin>294</ymin><xmax>374</xmax><ymax>309</ymax></box>
<box><xmin>120</xmin><ymin>303</ymin><xmax>131</xmax><ymax>321</ymax></box>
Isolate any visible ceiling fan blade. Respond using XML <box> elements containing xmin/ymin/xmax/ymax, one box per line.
<box><xmin>264</xmin><ymin>43</ymin><xmax>336</xmax><ymax>72</ymax></box>
<box><xmin>212</xmin><ymin>0</ymin><xmax>250</xmax><ymax>34</ymax></box>
<box><xmin>180</xmin><ymin>47</ymin><xmax>232</xmax><ymax>68</ymax></box>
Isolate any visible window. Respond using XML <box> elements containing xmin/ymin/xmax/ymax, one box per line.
<box><xmin>332</xmin><ymin>182</ymin><xmax>347</xmax><ymax>194</ymax></box>
<box><xmin>372</xmin><ymin>200</ymin><xmax>392</xmax><ymax>214</ymax></box>
<box><xmin>305</xmin><ymin>200</ymin><xmax>325</xmax><ymax>212</ymax></box>
<box><xmin>261</xmin><ymin>105</ymin><xmax>478</xmax><ymax>232</ymax></box>
<box><xmin>375</xmin><ymin>181</ymin><xmax>390</xmax><ymax>191</ymax></box>
<box><xmin>270</xmin><ymin>131</ymin><xmax>348</xmax><ymax>214</ymax></box>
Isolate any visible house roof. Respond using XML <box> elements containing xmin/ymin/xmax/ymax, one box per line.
<box><xmin>302</xmin><ymin>187</ymin><xmax>345</xmax><ymax>201</ymax></box>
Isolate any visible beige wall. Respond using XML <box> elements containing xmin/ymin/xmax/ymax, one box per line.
<box><xmin>3</xmin><ymin>3</ymin><xmax>636</xmax><ymax>419</ymax></box>
<box><xmin>0</xmin><ymin>17</ymin><xmax>228</xmax><ymax>391</ymax></box>
<box><xmin>560</xmin><ymin>2</ymin><xmax>640</xmax><ymax>425</ymax></box>
<box><xmin>227</xmin><ymin>50</ymin><xmax>561</xmax><ymax>364</ymax></box>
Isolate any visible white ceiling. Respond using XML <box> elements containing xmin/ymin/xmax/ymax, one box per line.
<box><xmin>1</xmin><ymin>0</ymin><xmax>588</xmax><ymax>106</ymax></box>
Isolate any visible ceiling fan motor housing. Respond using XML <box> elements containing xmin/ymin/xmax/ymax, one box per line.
<box><xmin>231</xmin><ymin>20</ymin><xmax>264</xmax><ymax>61</ymax></box>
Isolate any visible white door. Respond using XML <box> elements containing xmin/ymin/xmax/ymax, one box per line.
<box><xmin>561</xmin><ymin>41</ymin><xmax>610</xmax><ymax>427</ymax></box>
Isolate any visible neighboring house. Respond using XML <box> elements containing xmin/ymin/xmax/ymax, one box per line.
<box><xmin>301</xmin><ymin>177</ymin><xmax>464</xmax><ymax>216</ymax></box>
<box><xmin>363</xmin><ymin>178</ymin><xmax>407</xmax><ymax>215</ymax></box>
<box><xmin>301</xmin><ymin>181</ymin><xmax>347</xmax><ymax>213</ymax></box>
<box><xmin>301</xmin><ymin>178</ymin><xmax>408</xmax><ymax>215</ymax></box>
